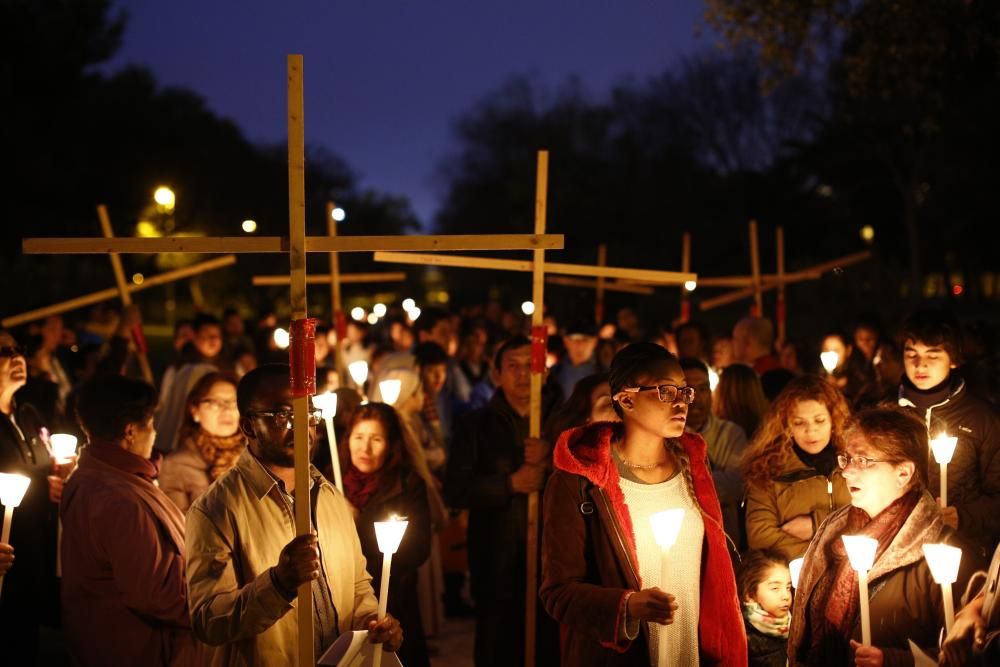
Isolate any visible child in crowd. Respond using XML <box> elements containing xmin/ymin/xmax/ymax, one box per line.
<box><xmin>738</xmin><ymin>550</ymin><xmax>793</xmax><ymax>667</ymax></box>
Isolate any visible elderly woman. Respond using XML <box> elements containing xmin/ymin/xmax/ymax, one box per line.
<box><xmin>160</xmin><ymin>372</ymin><xmax>246</xmax><ymax>512</ymax></box>
<box><xmin>788</xmin><ymin>408</ymin><xmax>974</xmax><ymax>666</ymax></box>
<box><xmin>61</xmin><ymin>374</ymin><xmax>197</xmax><ymax>666</ymax></box>
<box><xmin>541</xmin><ymin>342</ymin><xmax>745</xmax><ymax>667</ymax></box>
<box><xmin>341</xmin><ymin>402</ymin><xmax>433</xmax><ymax>667</ymax></box>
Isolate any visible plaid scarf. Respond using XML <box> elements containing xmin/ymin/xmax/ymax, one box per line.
<box><xmin>743</xmin><ymin>600</ymin><xmax>790</xmax><ymax>638</ymax></box>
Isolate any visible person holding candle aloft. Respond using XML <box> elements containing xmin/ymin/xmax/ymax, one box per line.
<box><xmin>788</xmin><ymin>408</ymin><xmax>978</xmax><ymax>667</ymax></box>
<box><xmin>0</xmin><ymin>330</ymin><xmax>63</xmax><ymax>664</ymax></box>
<box><xmin>896</xmin><ymin>309</ymin><xmax>1000</xmax><ymax>559</ymax></box>
<box><xmin>342</xmin><ymin>402</ymin><xmax>435</xmax><ymax>667</ymax></box>
<box><xmin>540</xmin><ymin>342</ymin><xmax>745</xmax><ymax>667</ymax></box>
<box><xmin>160</xmin><ymin>371</ymin><xmax>246</xmax><ymax>512</ymax></box>
<box><xmin>743</xmin><ymin>375</ymin><xmax>853</xmax><ymax>560</ymax></box>
<box><xmin>185</xmin><ymin>364</ymin><xmax>402</xmax><ymax>665</ymax></box>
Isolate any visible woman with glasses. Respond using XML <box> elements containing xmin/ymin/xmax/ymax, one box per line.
<box><xmin>788</xmin><ymin>408</ymin><xmax>976</xmax><ymax>666</ymax></box>
<box><xmin>743</xmin><ymin>375</ymin><xmax>853</xmax><ymax>560</ymax></box>
<box><xmin>341</xmin><ymin>402</ymin><xmax>434</xmax><ymax>667</ymax></box>
<box><xmin>540</xmin><ymin>342</ymin><xmax>745</xmax><ymax>667</ymax></box>
<box><xmin>160</xmin><ymin>372</ymin><xmax>245</xmax><ymax>512</ymax></box>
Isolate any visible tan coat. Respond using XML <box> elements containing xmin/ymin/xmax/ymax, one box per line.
<box><xmin>159</xmin><ymin>438</ymin><xmax>211</xmax><ymax>513</ymax></box>
<box><xmin>745</xmin><ymin>451</ymin><xmax>851</xmax><ymax>560</ymax></box>
<box><xmin>185</xmin><ymin>449</ymin><xmax>379</xmax><ymax>666</ymax></box>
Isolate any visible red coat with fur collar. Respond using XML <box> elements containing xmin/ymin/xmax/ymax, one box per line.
<box><xmin>540</xmin><ymin>421</ymin><xmax>747</xmax><ymax>666</ymax></box>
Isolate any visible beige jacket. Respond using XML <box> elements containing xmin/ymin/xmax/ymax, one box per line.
<box><xmin>186</xmin><ymin>449</ymin><xmax>378</xmax><ymax>666</ymax></box>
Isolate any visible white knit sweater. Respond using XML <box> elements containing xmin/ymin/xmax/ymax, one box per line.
<box><xmin>620</xmin><ymin>473</ymin><xmax>704</xmax><ymax>666</ymax></box>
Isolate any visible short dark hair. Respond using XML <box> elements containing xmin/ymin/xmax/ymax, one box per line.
<box><xmin>900</xmin><ymin>308</ymin><xmax>963</xmax><ymax>364</ymax></box>
<box><xmin>237</xmin><ymin>363</ymin><xmax>290</xmax><ymax>415</ymax></box>
<box><xmin>678</xmin><ymin>357</ymin><xmax>709</xmax><ymax>375</ymax></box>
<box><xmin>412</xmin><ymin>307</ymin><xmax>450</xmax><ymax>336</ymax></box>
<box><xmin>676</xmin><ymin>320</ymin><xmax>711</xmax><ymax>343</ymax></box>
<box><xmin>193</xmin><ymin>313</ymin><xmax>221</xmax><ymax>333</ymax></box>
<box><xmin>842</xmin><ymin>407</ymin><xmax>930</xmax><ymax>491</ymax></box>
<box><xmin>414</xmin><ymin>341</ymin><xmax>449</xmax><ymax>368</ymax></box>
<box><xmin>76</xmin><ymin>375</ymin><xmax>157</xmax><ymax>441</ymax></box>
<box><xmin>493</xmin><ymin>335</ymin><xmax>532</xmax><ymax>369</ymax></box>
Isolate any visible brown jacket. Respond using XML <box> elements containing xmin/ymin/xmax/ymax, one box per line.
<box><xmin>159</xmin><ymin>437</ymin><xmax>211</xmax><ymax>513</ymax></box>
<box><xmin>789</xmin><ymin>491</ymin><xmax>976</xmax><ymax>667</ymax></box>
<box><xmin>745</xmin><ymin>450</ymin><xmax>851</xmax><ymax>559</ymax></box>
<box><xmin>540</xmin><ymin>422</ymin><xmax>747</xmax><ymax>667</ymax></box>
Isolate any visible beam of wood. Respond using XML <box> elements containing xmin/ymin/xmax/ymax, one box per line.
<box><xmin>680</xmin><ymin>232</ymin><xmax>691</xmax><ymax>323</ymax></box>
<box><xmin>327</xmin><ymin>201</ymin><xmax>343</xmax><ymax>379</ymax></box>
<box><xmin>546</xmin><ymin>275</ymin><xmax>654</xmax><ymax>295</ymax></box>
<box><xmin>23</xmin><ymin>234</ymin><xmax>565</xmax><ymax>255</ymax></box>
<box><xmin>287</xmin><ymin>54</ymin><xmax>314</xmax><ymax>667</ymax></box>
<box><xmin>595</xmin><ymin>244</ymin><xmax>607</xmax><ymax>324</ymax></box>
<box><xmin>776</xmin><ymin>226</ymin><xmax>786</xmax><ymax>343</ymax></box>
<box><xmin>98</xmin><ymin>205</ymin><xmax>154</xmax><ymax>383</ymax></box>
<box><xmin>373</xmin><ymin>251</ymin><xmax>697</xmax><ymax>285</ymax></box>
<box><xmin>750</xmin><ymin>220</ymin><xmax>763</xmax><ymax>316</ymax></box>
<box><xmin>1</xmin><ymin>255</ymin><xmax>237</xmax><ymax>328</ymax></box>
<box><xmin>251</xmin><ymin>272</ymin><xmax>406</xmax><ymax>287</ymax></box>
<box><xmin>699</xmin><ymin>250</ymin><xmax>872</xmax><ymax>312</ymax></box>
<box><xmin>525</xmin><ymin>150</ymin><xmax>548</xmax><ymax>667</ymax></box>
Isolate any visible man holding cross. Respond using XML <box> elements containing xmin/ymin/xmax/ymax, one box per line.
<box><xmin>185</xmin><ymin>364</ymin><xmax>402</xmax><ymax>664</ymax></box>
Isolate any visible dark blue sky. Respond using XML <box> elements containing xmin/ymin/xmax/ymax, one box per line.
<box><xmin>105</xmin><ymin>0</ymin><xmax>710</xmax><ymax>223</ymax></box>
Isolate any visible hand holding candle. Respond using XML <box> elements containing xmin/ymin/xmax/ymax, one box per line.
<box><xmin>372</xmin><ymin>516</ymin><xmax>408</xmax><ymax>667</ymax></box>
<box><xmin>312</xmin><ymin>391</ymin><xmax>342</xmax><ymax>493</ymax></box>
<box><xmin>0</xmin><ymin>473</ymin><xmax>31</xmax><ymax>600</ymax></box>
<box><xmin>930</xmin><ymin>433</ymin><xmax>958</xmax><ymax>509</ymax></box>
<box><xmin>842</xmin><ymin>535</ymin><xmax>878</xmax><ymax>646</ymax></box>
<box><xmin>922</xmin><ymin>543</ymin><xmax>962</xmax><ymax>634</ymax></box>
<box><xmin>649</xmin><ymin>509</ymin><xmax>684</xmax><ymax>667</ymax></box>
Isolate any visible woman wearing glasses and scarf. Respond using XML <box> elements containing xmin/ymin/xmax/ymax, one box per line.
<box><xmin>743</xmin><ymin>375</ymin><xmax>853</xmax><ymax>560</ymax></box>
<box><xmin>788</xmin><ymin>408</ymin><xmax>978</xmax><ymax>666</ymax></box>
<box><xmin>540</xmin><ymin>342</ymin><xmax>745</xmax><ymax>666</ymax></box>
<box><xmin>160</xmin><ymin>372</ymin><xmax>246</xmax><ymax>512</ymax></box>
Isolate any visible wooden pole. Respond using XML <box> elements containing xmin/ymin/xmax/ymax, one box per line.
<box><xmin>680</xmin><ymin>232</ymin><xmax>691</xmax><ymax>323</ymax></box>
<box><xmin>776</xmin><ymin>226</ymin><xmax>786</xmax><ymax>344</ymax></box>
<box><xmin>749</xmin><ymin>220</ymin><xmax>763</xmax><ymax>317</ymax></box>
<box><xmin>287</xmin><ymin>54</ymin><xmax>314</xmax><ymax>667</ymax></box>
<box><xmin>525</xmin><ymin>150</ymin><xmax>548</xmax><ymax>667</ymax></box>
<box><xmin>546</xmin><ymin>275</ymin><xmax>653</xmax><ymax>295</ymax></box>
<box><xmin>97</xmin><ymin>205</ymin><xmax>154</xmax><ymax>383</ymax></box>
<box><xmin>252</xmin><ymin>272</ymin><xmax>405</xmax><ymax>286</ymax></box>
<box><xmin>595</xmin><ymin>244</ymin><xmax>607</xmax><ymax>324</ymax></box>
<box><xmin>327</xmin><ymin>201</ymin><xmax>344</xmax><ymax>382</ymax></box>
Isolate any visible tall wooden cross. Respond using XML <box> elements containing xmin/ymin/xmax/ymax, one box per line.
<box><xmin>22</xmin><ymin>55</ymin><xmax>564</xmax><ymax>667</ymax></box>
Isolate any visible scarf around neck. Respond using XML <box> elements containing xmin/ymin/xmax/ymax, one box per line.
<box><xmin>793</xmin><ymin>442</ymin><xmax>838</xmax><ymax>478</ymax></box>
<box><xmin>743</xmin><ymin>600</ymin><xmax>790</xmax><ymax>638</ymax></box>
<box><xmin>87</xmin><ymin>437</ymin><xmax>162</xmax><ymax>481</ymax></box>
<box><xmin>192</xmin><ymin>429</ymin><xmax>247</xmax><ymax>481</ymax></box>
<box><xmin>343</xmin><ymin>464</ymin><xmax>382</xmax><ymax>511</ymax></box>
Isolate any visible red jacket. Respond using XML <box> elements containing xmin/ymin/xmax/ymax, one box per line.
<box><xmin>540</xmin><ymin>421</ymin><xmax>747</xmax><ymax>666</ymax></box>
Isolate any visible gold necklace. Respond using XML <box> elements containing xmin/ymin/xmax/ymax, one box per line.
<box><xmin>615</xmin><ymin>443</ymin><xmax>667</xmax><ymax>470</ymax></box>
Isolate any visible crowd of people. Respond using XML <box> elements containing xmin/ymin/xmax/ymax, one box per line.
<box><xmin>1</xmin><ymin>299</ymin><xmax>999</xmax><ymax>666</ymax></box>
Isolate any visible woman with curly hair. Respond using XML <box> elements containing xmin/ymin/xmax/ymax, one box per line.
<box><xmin>743</xmin><ymin>375</ymin><xmax>852</xmax><ymax>560</ymax></box>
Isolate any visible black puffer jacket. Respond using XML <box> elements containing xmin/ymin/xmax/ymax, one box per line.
<box><xmin>899</xmin><ymin>377</ymin><xmax>1000</xmax><ymax>559</ymax></box>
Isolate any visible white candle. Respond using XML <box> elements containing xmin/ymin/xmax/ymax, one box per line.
<box><xmin>372</xmin><ymin>516</ymin><xmax>408</xmax><ymax>667</ymax></box>
<box><xmin>348</xmin><ymin>360</ymin><xmax>369</xmax><ymax>391</ymax></box>
<box><xmin>922</xmin><ymin>543</ymin><xmax>962</xmax><ymax>633</ymax></box>
<box><xmin>929</xmin><ymin>434</ymin><xmax>958</xmax><ymax>508</ymax></box>
<box><xmin>649</xmin><ymin>509</ymin><xmax>684</xmax><ymax>667</ymax></box>
<box><xmin>0</xmin><ymin>473</ymin><xmax>31</xmax><ymax>600</ymax></box>
<box><xmin>842</xmin><ymin>535</ymin><xmax>878</xmax><ymax>646</ymax></box>
<box><xmin>50</xmin><ymin>433</ymin><xmax>78</xmax><ymax>464</ymax></box>
<box><xmin>820</xmin><ymin>351</ymin><xmax>840</xmax><ymax>375</ymax></box>
<box><xmin>378</xmin><ymin>379</ymin><xmax>402</xmax><ymax>406</ymax></box>
<box><xmin>313</xmin><ymin>392</ymin><xmax>342</xmax><ymax>493</ymax></box>
<box><xmin>789</xmin><ymin>558</ymin><xmax>804</xmax><ymax>590</ymax></box>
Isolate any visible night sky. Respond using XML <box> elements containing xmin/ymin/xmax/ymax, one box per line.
<box><xmin>104</xmin><ymin>0</ymin><xmax>709</xmax><ymax>224</ymax></box>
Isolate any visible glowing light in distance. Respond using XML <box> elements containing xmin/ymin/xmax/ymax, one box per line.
<box><xmin>373</xmin><ymin>303</ymin><xmax>387</xmax><ymax>318</ymax></box>
<box><xmin>521</xmin><ymin>301</ymin><xmax>535</xmax><ymax>316</ymax></box>
<box><xmin>402</xmin><ymin>298</ymin><xmax>416</xmax><ymax>312</ymax></box>
<box><xmin>331</xmin><ymin>207</ymin><xmax>346</xmax><ymax>222</ymax></box>
<box><xmin>153</xmin><ymin>186</ymin><xmax>175</xmax><ymax>210</ymax></box>
<box><xmin>684</xmin><ymin>280</ymin><xmax>697</xmax><ymax>292</ymax></box>
<box><xmin>242</xmin><ymin>219</ymin><xmax>257</xmax><ymax>233</ymax></box>
<box><xmin>273</xmin><ymin>327</ymin><xmax>290</xmax><ymax>349</ymax></box>
<box><xmin>350</xmin><ymin>307</ymin><xmax>366</xmax><ymax>321</ymax></box>
<box><xmin>132</xmin><ymin>273</ymin><xmax>144</xmax><ymax>285</ymax></box>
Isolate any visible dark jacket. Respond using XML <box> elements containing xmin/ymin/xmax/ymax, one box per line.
<box><xmin>540</xmin><ymin>422</ymin><xmax>748</xmax><ymax>667</ymax></box>
<box><xmin>789</xmin><ymin>491</ymin><xmax>980</xmax><ymax>667</ymax></box>
<box><xmin>0</xmin><ymin>402</ymin><xmax>58</xmax><ymax>635</ymax></box>
<box><xmin>745</xmin><ymin>620</ymin><xmax>787</xmax><ymax>667</ymax></box>
<box><xmin>353</xmin><ymin>467</ymin><xmax>432</xmax><ymax>667</ymax></box>
<box><xmin>899</xmin><ymin>377</ymin><xmax>1000</xmax><ymax>558</ymax></box>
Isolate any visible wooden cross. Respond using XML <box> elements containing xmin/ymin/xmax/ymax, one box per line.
<box><xmin>22</xmin><ymin>55</ymin><xmax>564</xmax><ymax>667</ymax></box>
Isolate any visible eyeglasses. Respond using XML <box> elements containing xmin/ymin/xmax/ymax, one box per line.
<box><xmin>199</xmin><ymin>398</ymin><xmax>238</xmax><ymax>412</ymax></box>
<box><xmin>837</xmin><ymin>454</ymin><xmax>891</xmax><ymax>470</ymax></box>
<box><xmin>0</xmin><ymin>345</ymin><xmax>24</xmax><ymax>359</ymax></box>
<box><xmin>620</xmin><ymin>384</ymin><xmax>696</xmax><ymax>404</ymax></box>
<box><xmin>249</xmin><ymin>408</ymin><xmax>323</xmax><ymax>428</ymax></box>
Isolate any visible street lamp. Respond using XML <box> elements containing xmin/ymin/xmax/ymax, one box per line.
<box><xmin>153</xmin><ymin>186</ymin><xmax>176</xmax><ymax>212</ymax></box>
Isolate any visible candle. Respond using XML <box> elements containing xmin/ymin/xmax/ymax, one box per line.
<box><xmin>50</xmin><ymin>433</ymin><xmax>78</xmax><ymax>464</ymax></box>
<box><xmin>312</xmin><ymin>391</ymin><xmax>342</xmax><ymax>493</ymax></box>
<box><xmin>372</xmin><ymin>516</ymin><xmax>409</xmax><ymax>667</ymax></box>
<box><xmin>649</xmin><ymin>509</ymin><xmax>685</xmax><ymax>667</ymax></box>
<box><xmin>841</xmin><ymin>535</ymin><xmax>878</xmax><ymax>646</ymax></box>
<box><xmin>378</xmin><ymin>379</ymin><xmax>402</xmax><ymax>406</ymax></box>
<box><xmin>789</xmin><ymin>557</ymin><xmax>804</xmax><ymax>590</ymax></box>
<box><xmin>929</xmin><ymin>433</ymin><xmax>958</xmax><ymax>508</ymax></box>
<box><xmin>0</xmin><ymin>473</ymin><xmax>31</xmax><ymax>600</ymax></box>
<box><xmin>348</xmin><ymin>360</ymin><xmax>369</xmax><ymax>392</ymax></box>
<box><xmin>820</xmin><ymin>351</ymin><xmax>840</xmax><ymax>375</ymax></box>
<box><xmin>922</xmin><ymin>543</ymin><xmax>962</xmax><ymax>633</ymax></box>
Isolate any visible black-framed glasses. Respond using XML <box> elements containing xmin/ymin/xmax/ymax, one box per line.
<box><xmin>199</xmin><ymin>398</ymin><xmax>238</xmax><ymax>412</ymax></box>
<box><xmin>249</xmin><ymin>408</ymin><xmax>323</xmax><ymax>428</ymax></box>
<box><xmin>837</xmin><ymin>454</ymin><xmax>890</xmax><ymax>470</ymax></box>
<box><xmin>620</xmin><ymin>384</ymin><xmax>696</xmax><ymax>404</ymax></box>
<box><xmin>0</xmin><ymin>345</ymin><xmax>24</xmax><ymax>359</ymax></box>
